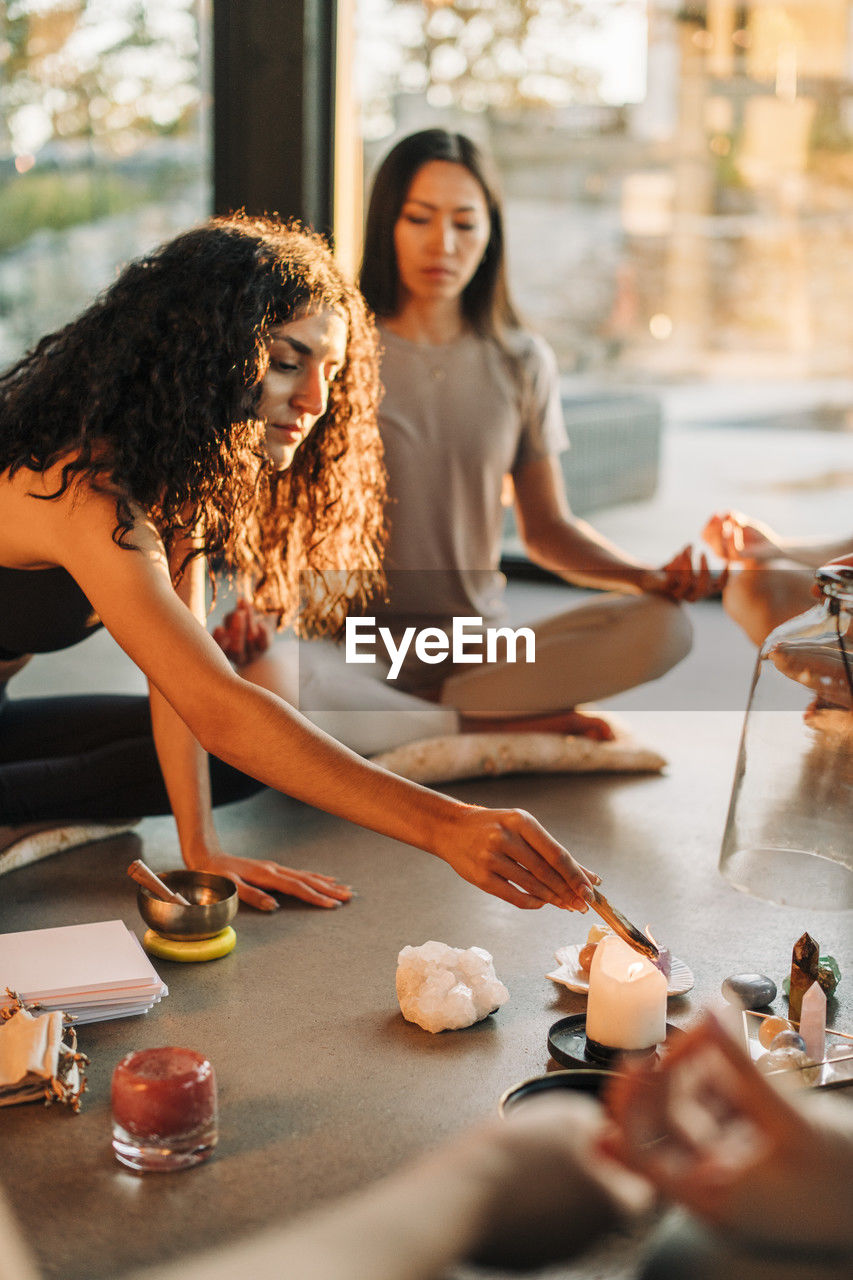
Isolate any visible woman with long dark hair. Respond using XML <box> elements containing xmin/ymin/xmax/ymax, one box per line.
<box><xmin>355</xmin><ymin>128</ymin><xmax>716</xmax><ymax>732</ymax></box>
<box><xmin>0</xmin><ymin>215</ymin><xmax>596</xmax><ymax>914</ymax></box>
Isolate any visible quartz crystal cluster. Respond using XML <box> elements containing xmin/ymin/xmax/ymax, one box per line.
<box><xmin>396</xmin><ymin>941</ymin><xmax>509</xmax><ymax>1033</ymax></box>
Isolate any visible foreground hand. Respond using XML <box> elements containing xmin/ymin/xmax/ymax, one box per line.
<box><xmin>702</xmin><ymin>510</ymin><xmax>781</xmax><ymax>564</ymax></box>
<box><xmin>453</xmin><ymin>1095</ymin><xmax>652</xmax><ymax>1270</ymax></box>
<box><xmin>601</xmin><ymin>1014</ymin><xmax>853</xmax><ymax>1251</ymax></box>
<box><xmin>186</xmin><ymin>850</ymin><xmax>353</xmax><ymax>912</ymax></box>
<box><xmin>212</xmin><ymin>598</ymin><xmax>271</xmax><ymax>666</ymax></box>
<box><xmin>434</xmin><ymin>805</ymin><xmax>599</xmax><ymax>911</ymax></box>
<box><xmin>643</xmin><ymin>545</ymin><xmax>723</xmax><ymax>602</ymax></box>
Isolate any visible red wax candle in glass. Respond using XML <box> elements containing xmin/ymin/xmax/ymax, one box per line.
<box><xmin>111</xmin><ymin>1047</ymin><xmax>217</xmax><ymax>1172</ymax></box>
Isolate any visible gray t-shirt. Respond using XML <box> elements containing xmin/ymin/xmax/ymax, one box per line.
<box><xmin>373</xmin><ymin>324</ymin><xmax>568</xmax><ymax>629</ymax></box>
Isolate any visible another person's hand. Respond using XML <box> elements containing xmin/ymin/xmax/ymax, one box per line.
<box><xmin>770</xmin><ymin>638</ymin><xmax>853</xmax><ymax>714</ymax></box>
<box><xmin>432</xmin><ymin>805</ymin><xmax>599</xmax><ymax>911</ymax></box>
<box><xmin>702</xmin><ymin>510</ymin><xmax>782</xmax><ymax>563</ymax></box>
<box><xmin>212</xmin><ymin>598</ymin><xmax>271</xmax><ymax>666</ymax></box>
<box><xmin>601</xmin><ymin>1013</ymin><xmax>853</xmax><ymax>1253</ymax></box>
<box><xmin>184</xmin><ymin>846</ymin><xmax>352</xmax><ymax>911</ymax></box>
<box><xmin>642</xmin><ymin>546</ymin><xmax>723</xmax><ymax>602</ymax></box>
<box><xmin>810</xmin><ymin>550</ymin><xmax>853</xmax><ymax>601</ymax></box>
<box><xmin>452</xmin><ymin>1095</ymin><xmax>652</xmax><ymax>1270</ymax></box>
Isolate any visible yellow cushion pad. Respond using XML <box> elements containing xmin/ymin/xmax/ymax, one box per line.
<box><xmin>142</xmin><ymin>925</ymin><xmax>236</xmax><ymax>963</ymax></box>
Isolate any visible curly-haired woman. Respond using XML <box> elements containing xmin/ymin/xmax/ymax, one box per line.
<box><xmin>0</xmin><ymin>215</ymin><xmax>596</xmax><ymax>914</ymax></box>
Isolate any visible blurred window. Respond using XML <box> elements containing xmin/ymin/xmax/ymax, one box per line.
<box><xmin>355</xmin><ymin>0</ymin><xmax>853</xmax><ymax>386</ymax></box>
<box><xmin>0</xmin><ymin>0</ymin><xmax>211</xmax><ymax>368</ymax></box>
<box><xmin>354</xmin><ymin>0</ymin><xmax>853</xmax><ymax>555</ymax></box>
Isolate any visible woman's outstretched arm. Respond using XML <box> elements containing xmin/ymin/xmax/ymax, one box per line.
<box><xmin>146</xmin><ymin>545</ymin><xmax>353</xmax><ymax>910</ymax></box>
<box><xmin>38</xmin><ymin>476</ymin><xmax>596</xmax><ymax>912</ymax></box>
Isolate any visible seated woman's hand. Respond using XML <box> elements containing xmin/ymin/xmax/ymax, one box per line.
<box><xmin>702</xmin><ymin>510</ymin><xmax>781</xmax><ymax>563</ymax></box>
<box><xmin>643</xmin><ymin>546</ymin><xmax>724</xmax><ymax>602</ymax></box>
<box><xmin>212</xmin><ymin>598</ymin><xmax>271</xmax><ymax>666</ymax></box>
<box><xmin>433</xmin><ymin>805</ymin><xmax>598</xmax><ymax>911</ymax></box>
<box><xmin>184</xmin><ymin>846</ymin><xmax>352</xmax><ymax>911</ymax></box>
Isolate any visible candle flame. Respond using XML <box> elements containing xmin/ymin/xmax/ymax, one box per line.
<box><xmin>627</xmin><ymin>961</ymin><xmax>646</xmax><ymax>981</ymax></box>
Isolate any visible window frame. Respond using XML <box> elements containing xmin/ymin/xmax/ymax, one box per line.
<box><xmin>212</xmin><ymin>0</ymin><xmax>339</xmax><ymax>236</ymax></box>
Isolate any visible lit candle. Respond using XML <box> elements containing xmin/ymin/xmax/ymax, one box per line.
<box><xmin>586</xmin><ymin>935</ymin><xmax>667</xmax><ymax>1054</ymax></box>
<box><xmin>111</xmin><ymin>1047</ymin><xmax>217</xmax><ymax>1172</ymax></box>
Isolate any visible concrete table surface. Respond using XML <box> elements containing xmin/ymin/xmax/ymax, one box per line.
<box><xmin>1</xmin><ymin>699</ymin><xmax>851</xmax><ymax>1280</ymax></box>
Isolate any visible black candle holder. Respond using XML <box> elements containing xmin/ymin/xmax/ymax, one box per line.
<box><xmin>584</xmin><ymin>1033</ymin><xmax>657</xmax><ymax>1066</ymax></box>
<box><xmin>548</xmin><ymin>1015</ymin><xmax>681</xmax><ymax>1071</ymax></box>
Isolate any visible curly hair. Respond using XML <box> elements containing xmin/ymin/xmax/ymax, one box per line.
<box><xmin>0</xmin><ymin>215</ymin><xmax>386</xmax><ymax>635</ymax></box>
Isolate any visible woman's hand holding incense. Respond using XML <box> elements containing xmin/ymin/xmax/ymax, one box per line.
<box><xmin>431</xmin><ymin>804</ymin><xmax>599</xmax><ymax>911</ymax></box>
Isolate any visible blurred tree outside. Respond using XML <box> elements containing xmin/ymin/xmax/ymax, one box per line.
<box><xmin>358</xmin><ymin>0</ymin><xmax>642</xmax><ymax>136</ymax></box>
<box><xmin>0</xmin><ymin>0</ymin><xmax>209</xmax><ymax>363</ymax></box>
<box><xmin>358</xmin><ymin>0</ymin><xmax>853</xmax><ymax>381</ymax></box>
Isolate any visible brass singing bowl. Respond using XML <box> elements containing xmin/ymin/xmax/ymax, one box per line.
<box><xmin>136</xmin><ymin>870</ymin><xmax>238</xmax><ymax>941</ymax></box>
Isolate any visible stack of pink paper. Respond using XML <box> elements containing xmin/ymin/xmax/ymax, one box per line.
<box><xmin>0</xmin><ymin>920</ymin><xmax>168</xmax><ymax>1024</ymax></box>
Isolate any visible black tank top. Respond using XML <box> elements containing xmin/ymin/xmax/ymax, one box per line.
<box><xmin>0</xmin><ymin>564</ymin><xmax>101</xmax><ymax>659</ymax></box>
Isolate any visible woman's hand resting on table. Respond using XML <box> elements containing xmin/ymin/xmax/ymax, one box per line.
<box><xmin>212</xmin><ymin>598</ymin><xmax>271</xmax><ymax>666</ymax></box>
<box><xmin>183</xmin><ymin>840</ymin><xmax>352</xmax><ymax>912</ymax></box>
<box><xmin>640</xmin><ymin>545</ymin><xmax>724</xmax><ymax>602</ymax></box>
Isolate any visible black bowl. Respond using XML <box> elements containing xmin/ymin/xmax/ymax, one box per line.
<box><xmin>499</xmin><ymin>1068</ymin><xmax>624</xmax><ymax>1115</ymax></box>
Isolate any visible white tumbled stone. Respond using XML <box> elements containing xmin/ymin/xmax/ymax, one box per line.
<box><xmin>396</xmin><ymin>941</ymin><xmax>509</xmax><ymax>1033</ymax></box>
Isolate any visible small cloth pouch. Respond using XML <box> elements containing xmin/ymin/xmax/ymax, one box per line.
<box><xmin>0</xmin><ymin>997</ymin><xmax>87</xmax><ymax>1109</ymax></box>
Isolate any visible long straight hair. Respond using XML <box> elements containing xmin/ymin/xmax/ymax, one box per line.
<box><xmin>359</xmin><ymin>129</ymin><xmax>522</xmax><ymax>339</ymax></box>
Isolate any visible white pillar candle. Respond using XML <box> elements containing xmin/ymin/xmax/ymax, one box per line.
<box><xmin>586</xmin><ymin>935</ymin><xmax>667</xmax><ymax>1051</ymax></box>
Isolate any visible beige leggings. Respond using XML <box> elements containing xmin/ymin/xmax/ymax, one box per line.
<box><xmin>438</xmin><ymin>593</ymin><xmax>692</xmax><ymax>717</ymax></box>
<box><xmin>240</xmin><ymin>593</ymin><xmax>692</xmax><ymax>754</ymax></box>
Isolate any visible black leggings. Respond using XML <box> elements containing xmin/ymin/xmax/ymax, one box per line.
<box><xmin>0</xmin><ymin>690</ymin><xmax>264</xmax><ymax>823</ymax></box>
